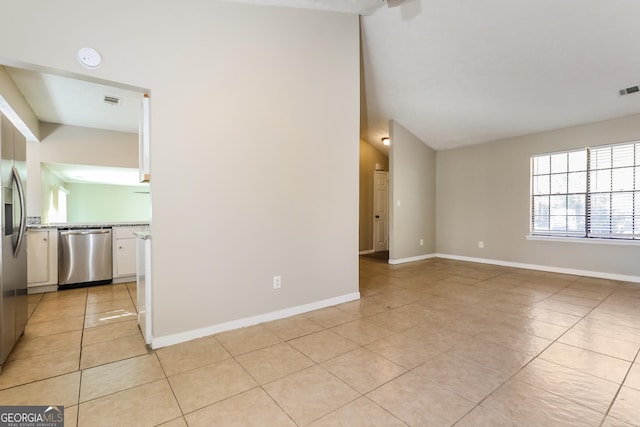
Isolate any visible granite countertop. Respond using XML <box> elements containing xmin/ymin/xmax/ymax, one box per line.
<box><xmin>27</xmin><ymin>222</ymin><xmax>150</xmax><ymax>230</ymax></box>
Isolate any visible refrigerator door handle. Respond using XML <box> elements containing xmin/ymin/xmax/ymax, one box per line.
<box><xmin>12</xmin><ymin>166</ymin><xmax>26</xmax><ymax>258</ymax></box>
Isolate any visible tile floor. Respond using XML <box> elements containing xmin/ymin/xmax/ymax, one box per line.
<box><xmin>1</xmin><ymin>258</ymin><xmax>639</xmax><ymax>426</ymax></box>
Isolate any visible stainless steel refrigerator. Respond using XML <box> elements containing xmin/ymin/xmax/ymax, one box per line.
<box><xmin>0</xmin><ymin>112</ymin><xmax>28</xmax><ymax>372</ymax></box>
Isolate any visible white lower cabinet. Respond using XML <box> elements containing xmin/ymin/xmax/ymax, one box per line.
<box><xmin>27</xmin><ymin>228</ymin><xmax>58</xmax><ymax>289</ymax></box>
<box><xmin>113</xmin><ymin>226</ymin><xmax>142</xmax><ymax>281</ymax></box>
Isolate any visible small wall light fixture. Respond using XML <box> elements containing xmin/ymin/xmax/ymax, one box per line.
<box><xmin>382</xmin><ymin>137</ymin><xmax>390</xmax><ymax>146</ymax></box>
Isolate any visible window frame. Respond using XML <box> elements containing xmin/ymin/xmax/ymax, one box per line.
<box><xmin>530</xmin><ymin>140</ymin><xmax>639</xmax><ymax>242</ymax></box>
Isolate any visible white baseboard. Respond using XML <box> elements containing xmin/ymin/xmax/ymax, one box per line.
<box><xmin>389</xmin><ymin>253</ymin><xmax>436</xmax><ymax>265</ymax></box>
<box><xmin>359</xmin><ymin>249</ymin><xmax>375</xmax><ymax>255</ymax></box>
<box><xmin>436</xmin><ymin>253</ymin><xmax>640</xmax><ymax>283</ymax></box>
<box><xmin>151</xmin><ymin>291</ymin><xmax>361</xmax><ymax>349</ymax></box>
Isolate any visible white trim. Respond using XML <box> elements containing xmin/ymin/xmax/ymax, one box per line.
<box><xmin>436</xmin><ymin>253</ymin><xmax>640</xmax><ymax>283</ymax></box>
<box><xmin>150</xmin><ymin>291</ymin><xmax>360</xmax><ymax>349</ymax></box>
<box><xmin>359</xmin><ymin>249</ymin><xmax>375</xmax><ymax>255</ymax></box>
<box><xmin>526</xmin><ymin>235</ymin><xmax>640</xmax><ymax>246</ymax></box>
<box><xmin>389</xmin><ymin>253</ymin><xmax>436</xmax><ymax>265</ymax></box>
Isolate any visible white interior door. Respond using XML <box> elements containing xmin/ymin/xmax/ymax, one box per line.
<box><xmin>373</xmin><ymin>171</ymin><xmax>389</xmax><ymax>252</ymax></box>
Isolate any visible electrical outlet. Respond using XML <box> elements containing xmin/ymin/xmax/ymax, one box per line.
<box><xmin>478</xmin><ymin>241</ymin><xmax>484</xmax><ymax>249</ymax></box>
<box><xmin>273</xmin><ymin>275</ymin><xmax>282</xmax><ymax>289</ymax></box>
<box><xmin>420</xmin><ymin>239</ymin><xmax>424</xmax><ymax>246</ymax></box>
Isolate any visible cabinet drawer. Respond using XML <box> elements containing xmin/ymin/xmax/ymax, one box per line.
<box><xmin>114</xmin><ymin>226</ymin><xmax>143</xmax><ymax>239</ymax></box>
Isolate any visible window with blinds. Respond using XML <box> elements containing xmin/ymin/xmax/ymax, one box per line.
<box><xmin>531</xmin><ymin>140</ymin><xmax>639</xmax><ymax>240</ymax></box>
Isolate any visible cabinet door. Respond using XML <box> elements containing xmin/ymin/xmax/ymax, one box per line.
<box><xmin>115</xmin><ymin>238</ymin><xmax>137</xmax><ymax>277</ymax></box>
<box><xmin>27</xmin><ymin>230</ymin><xmax>49</xmax><ymax>284</ymax></box>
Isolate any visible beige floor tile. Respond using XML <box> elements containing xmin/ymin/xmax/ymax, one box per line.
<box><xmin>513</xmin><ymin>358</ymin><xmax>619</xmax><ymax>413</ymax></box>
<box><xmin>78</xmin><ymin>379</ymin><xmax>181</xmax><ymax>427</ymax></box>
<box><xmin>27</xmin><ymin>303</ymin><xmax>37</xmax><ymax>318</ymax></box>
<box><xmin>365</xmin><ymin>307</ymin><xmax>424</xmax><ymax>333</ymax></box>
<box><xmin>28</xmin><ymin>304</ymin><xmax>86</xmax><ymax>324</ymax></box>
<box><xmin>448</xmin><ymin>337</ymin><xmax>533</xmax><ymax>376</ymax></box>
<box><xmin>559</xmin><ymin>327</ymin><xmax>639</xmax><ymax>361</ymax></box>
<box><xmin>85</xmin><ymin>298</ymin><xmax>135</xmax><ymax>315</ymax></box>
<box><xmin>289</xmin><ymin>330</ymin><xmax>359</xmax><ymax>363</ymax></box>
<box><xmin>88</xmin><ymin>283</ymin><xmax>128</xmax><ymax>294</ymax></box>
<box><xmin>81</xmin><ymin>319</ymin><xmax>141</xmax><ymax>346</ymax></box>
<box><xmin>168</xmin><ymin>358</ymin><xmax>257</xmax><ymax>413</ymax></box>
<box><xmin>8</xmin><ymin>330</ymin><xmax>82</xmax><ymax>361</ymax></box>
<box><xmin>185</xmin><ymin>387</ymin><xmax>295</xmax><ymax>427</ymax></box>
<box><xmin>545</xmin><ymin>293</ymin><xmax>602</xmax><ymax>308</ymax></box>
<box><xmin>412</xmin><ymin>352</ymin><xmax>510</xmax><ymax>403</ymax></box>
<box><xmin>501</xmin><ymin>316</ymin><xmax>569</xmax><ymax>340</ymax></box>
<box><xmin>262</xmin><ymin>315</ymin><xmax>323</xmax><ymax>341</ymax></box>
<box><xmin>535</xmin><ymin>299</ymin><xmax>591</xmax><ymax>317</ymax></box>
<box><xmin>455</xmin><ymin>405</ymin><xmax>514</xmax><ymax>427</ymax></box>
<box><xmin>156</xmin><ymin>336</ymin><xmax>230</xmax><ymax>376</ymax></box>
<box><xmin>474</xmin><ymin>329</ymin><xmax>553</xmax><ymax>356</ymax></box>
<box><xmin>86</xmin><ymin>289</ymin><xmax>132</xmax><ymax>304</ymax></box>
<box><xmin>0</xmin><ymin>347</ymin><xmax>80</xmax><ymax>390</ymax></box>
<box><xmin>23</xmin><ymin>316</ymin><xmax>85</xmax><ymax>339</ymax></box>
<box><xmin>609</xmin><ymin>387</ymin><xmax>640</xmax><ymax>426</ymax></box>
<box><xmin>65</xmin><ymin>405</ymin><xmax>78</xmax><ymax>427</ymax></box>
<box><xmin>215</xmin><ymin>324</ymin><xmax>282</xmax><ymax>356</ymax></box>
<box><xmin>331</xmin><ymin>319</ymin><xmax>394</xmax><ymax>346</ymax></box>
<box><xmin>80</xmin><ymin>353</ymin><xmax>165</xmax><ymax>402</ymax></box>
<box><xmin>321</xmin><ymin>348</ymin><xmax>407</xmax><ymax>393</ymax></box>
<box><xmin>80</xmin><ymin>333</ymin><xmax>148</xmax><ymax>369</ymax></box>
<box><xmin>303</xmin><ymin>306</ymin><xmax>359</xmax><ymax>328</ymax></box>
<box><xmin>572</xmin><ymin>318</ymin><xmax>640</xmax><ymax>344</ymax></box>
<box><xmin>263</xmin><ymin>365</ymin><xmax>359</xmax><ymax>426</ymax></box>
<box><xmin>527</xmin><ymin>307</ymin><xmax>583</xmax><ymax>328</ymax></box>
<box><xmin>36</xmin><ymin>295</ymin><xmax>87</xmax><ymax>311</ymax></box>
<box><xmin>367</xmin><ymin>371</ymin><xmax>475</xmax><ymax>426</ymax></box>
<box><xmin>481</xmin><ymin>379</ymin><xmax>605</xmax><ymax>427</ymax></box>
<box><xmin>365</xmin><ymin>329</ymin><xmax>448</xmax><ymax>369</ymax></box>
<box><xmin>157</xmin><ymin>417</ymin><xmax>188</xmax><ymax>427</ymax></box>
<box><xmin>309</xmin><ymin>396</ymin><xmax>406</xmax><ymax>427</ymax></box>
<box><xmin>236</xmin><ymin>342</ymin><xmax>314</xmax><ymax>385</ymax></box>
<box><xmin>0</xmin><ymin>371</ymin><xmax>80</xmax><ymax>407</ymax></box>
<box><xmin>41</xmin><ymin>287</ymin><xmax>87</xmax><ymax>301</ymax></box>
<box><xmin>333</xmin><ymin>298</ymin><xmax>389</xmax><ymax>318</ymax></box>
<box><xmin>601</xmin><ymin>416</ymin><xmax>636</xmax><ymax>427</ymax></box>
<box><xmin>84</xmin><ymin>309</ymin><xmax>137</xmax><ymax>329</ymax></box>
<box><xmin>28</xmin><ymin>293</ymin><xmax>44</xmax><ymax>304</ymax></box>
<box><xmin>539</xmin><ymin>342</ymin><xmax>631</xmax><ymax>384</ymax></box>
<box><xmin>623</xmin><ymin>363</ymin><xmax>640</xmax><ymax>391</ymax></box>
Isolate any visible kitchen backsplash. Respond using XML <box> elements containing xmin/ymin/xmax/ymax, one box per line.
<box><xmin>27</xmin><ymin>216</ymin><xmax>42</xmax><ymax>225</ymax></box>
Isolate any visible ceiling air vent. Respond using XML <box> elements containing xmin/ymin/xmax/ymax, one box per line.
<box><xmin>619</xmin><ymin>85</ymin><xmax>639</xmax><ymax>96</ymax></box>
<box><xmin>103</xmin><ymin>95</ymin><xmax>122</xmax><ymax>106</ymax></box>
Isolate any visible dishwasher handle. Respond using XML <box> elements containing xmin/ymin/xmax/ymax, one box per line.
<box><xmin>60</xmin><ymin>229</ymin><xmax>111</xmax><ymax>236</ymax></box>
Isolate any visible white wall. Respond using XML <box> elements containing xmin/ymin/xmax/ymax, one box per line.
<box><xmin>0</xmin><ymin>0</ymin><xmax>360</xmax><ymax>343</ymax></box>
<box><xmin>436</xmin><ymin>113</ymin><xmax>640</xmax><ymax>280</ymax></box>
<box><xmin>66</xmin><ymin>183</ymin><xmax>150</xmax><ymax>223</ymax></box>
<box><xmin>26</xmin><ymin>123</ymin><xmax>138</xmax><ymax>218</ymax></box>
<box><xmin>389</xmin><ymin>120</ymin><xmax>436</xmax><ymax>262</ymax></box>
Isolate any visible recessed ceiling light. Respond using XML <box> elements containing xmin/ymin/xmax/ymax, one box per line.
<box><xmin>77</xmin><ymin>47</ymin><xmax>102</xmax><ymax>69</ymax></box>
<box><xmin>382</xmin><ymin>137</ymin><xmax>390</xmax><ymax>146</ymax></box>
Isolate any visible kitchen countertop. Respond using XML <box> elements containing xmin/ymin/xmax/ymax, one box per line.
<box><xmin>27</xmin><ymin>222</ymin><xmax>150</xmax><ymax>230</ymax></box>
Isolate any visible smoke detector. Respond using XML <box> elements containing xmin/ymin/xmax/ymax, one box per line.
<box><xmin>77</xmin><ymin>47</ymin><xmax>102</xmax><ymax>69</ymax></box>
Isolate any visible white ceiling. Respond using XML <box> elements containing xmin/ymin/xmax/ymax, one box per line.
<box><xmin>6</xmin><ymin>0</ymin><xmax>640</xmax><ymax>157</ymax></box>
<box><xmin>6</xmin><ymin>66</ymin><xmax>141</xmax><ymax>134</ymax></box>
<box><xmin>360</xmin><ymin>0</ymin><xmax>640</xmax><ymax>151</ymax></box>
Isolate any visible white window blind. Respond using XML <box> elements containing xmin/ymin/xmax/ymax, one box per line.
<box><xmin>531</xmin><ymin>140</ymin><xmax>639</xmax><ymax>241</ymax></box>
<box><xmin>588</xmin><ymin>142</ymin><xmax>639</xmax><ymax>239</ymax></box>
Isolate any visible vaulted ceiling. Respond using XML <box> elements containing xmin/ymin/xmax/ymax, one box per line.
<box><xmin>6</xmin><ymin>0</ymin><xmax>640</xmax><ymax>156</ymax></box>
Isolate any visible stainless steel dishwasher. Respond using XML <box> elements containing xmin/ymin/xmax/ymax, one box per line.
<box><xmin>59</xmin><ymin>228</ymin><xmax>113</xmax><ymax>288</ymax></box>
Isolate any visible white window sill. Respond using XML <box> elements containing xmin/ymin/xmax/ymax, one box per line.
<box><xmin>526</xmin><ymin>235</ymin><xmax>640</xmax><ymax>246</ymax></box>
